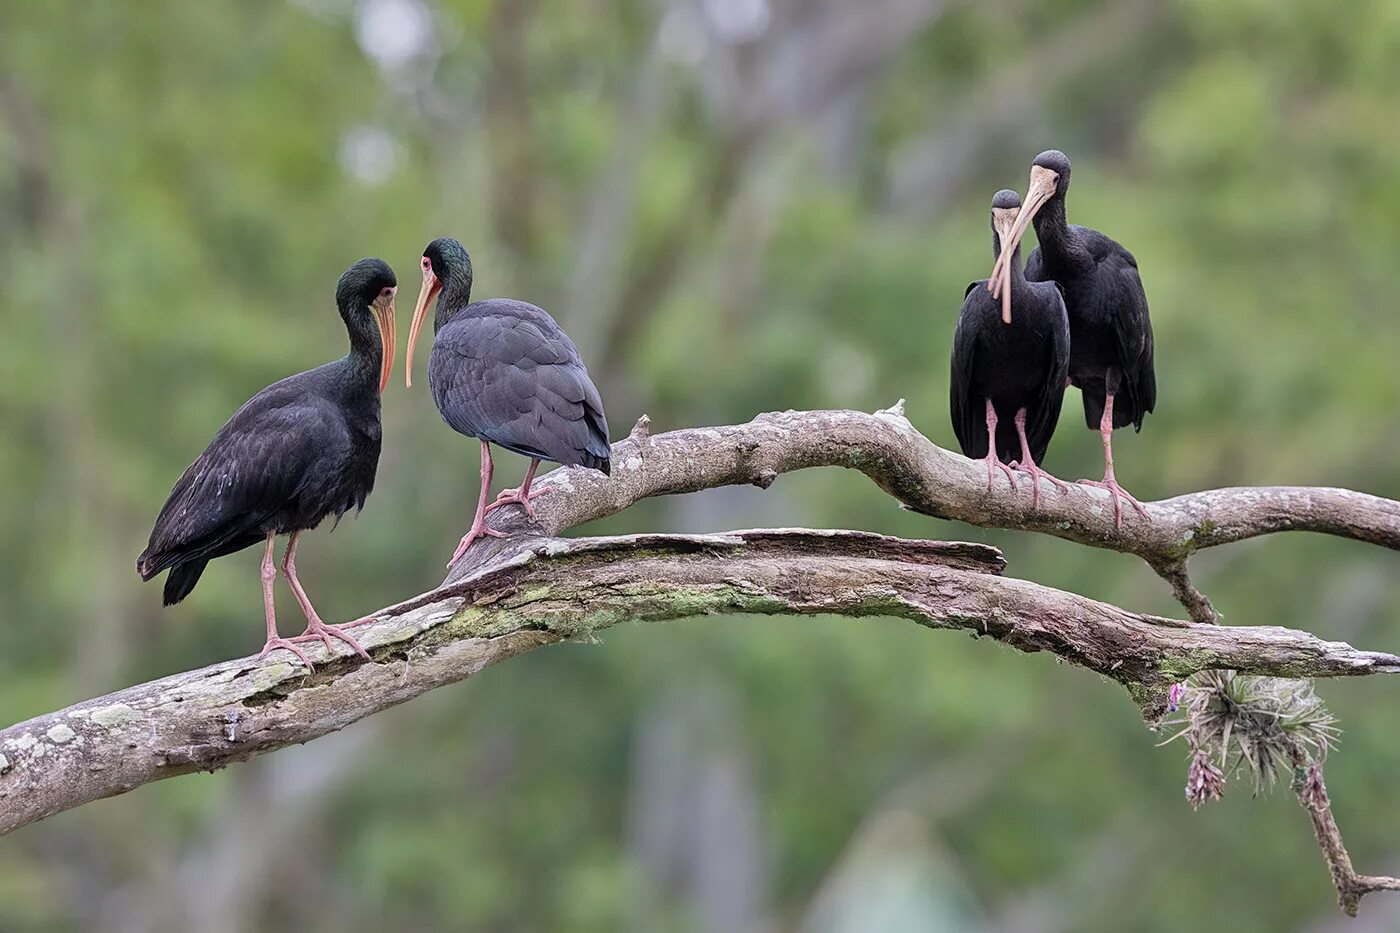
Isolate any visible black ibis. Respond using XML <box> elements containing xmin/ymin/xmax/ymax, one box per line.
<box><xmin>137</xmin><ymin>258</ymin><xmax>398</xmax><ymax>665</ymax></box>
<box><xmin>405</xmin><ymin>237</ymin><xmax>610</xmax><ymax>565</ymax></box>
<box><xmin>990</xmin><ymin>150</ymin><xmax>1156</xmax><ymax>526</ymax></box>
<box><xmin>951</xmin><ymin>189</ymin><xmax>1071</xmax><ymax>506</ymax></box>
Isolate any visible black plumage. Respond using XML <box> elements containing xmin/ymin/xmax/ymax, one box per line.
<box><xmin>137</xmin><ymin>258</ymin><xmax>398</xmax><ymax>664</ymax></box>
<box><xmin>951</xmin><ymin>189</ymin><xmax>1071</xmax><ymax>505</ymax></box>
<box><xmin>406</xmin><ymin>237</ymin><xmax>610</xmax><ymax>565</ymax></box>
<box><xmin>990</xmin><ymin>150</ymin><xmax>1156</xmax><ymax>525</ymax></box>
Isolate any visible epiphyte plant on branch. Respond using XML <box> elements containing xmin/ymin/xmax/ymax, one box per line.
<box><xmin>11</xmin><ymin>134</ymin><xmax>1396</xmax><ymax>920</ymax></box>
<box><xmin>4</xmin><ymin>399</ymin><xmax>1391</xmax><ymax>916</ymax></box>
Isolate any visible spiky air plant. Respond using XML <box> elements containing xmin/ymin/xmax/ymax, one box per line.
<box><xmin>1161</xmin><ymin>671</ymin><xmax>1340</xmax><ymax>809</ymax></box>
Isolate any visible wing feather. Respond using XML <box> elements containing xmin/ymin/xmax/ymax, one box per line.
<box><xmin>949</xmin><ymin>286</ymin><xmax>988</xmax><ymax>459</ymax></box>
<box><xmin>429</xmin><ymin>301</ymin><xmax>611</xmax><ymax>469</ymax></box>
<box><xmin>138</xmin><ymin>396</ymin><xmax>347</xmax><ymax>578</ymax></box>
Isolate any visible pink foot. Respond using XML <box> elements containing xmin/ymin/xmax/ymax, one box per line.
<box><xmin>289</xmin><ymin>620</ymin><xmax>371</xmax><ymax>660</ymax></box>
<box><xmin>485</xmin><ymin>483</ymin><xmax>549</xmax><ymax>519</ymax></box>
<box><xmin>1078</xmin><ymin>475</ymin><xmax>1149</xmax><ymax>528</ymax></box>
<box><xmin>258</xmin><ymin>636</ymin><xmax>314</xmax><ymax>669</ymax></box>
<box><xmin>448</xmin><ymin>522</ymin><xmax>509</xmax><ymax>567</ymax></box>
<box><xmin>1010</xmin><ymin>461</ymin><xmax>1070</xmax><ymax>509</ymax></box>
<box><xmin>984</xmin><ymin>453</ymin><xmax>1018</xmax><ymax>493</ymax></box>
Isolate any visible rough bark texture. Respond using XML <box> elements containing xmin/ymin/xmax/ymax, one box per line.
<box><xmin>3</xmin><ymin>405</ymin><xmax>1398</xmax><ymax>912</ymax></box>
<box><xmin>2</xmin><ymin>528</ymin><xmax>1396</xmax><ymax>837</ymax></box>
<box><xmin>452</xmin><ymin>404</ymin><xmax>1400</xmax><ymax>569</ymax></box>
<box><xmin>452</xmin><ymin>404</ymin><xmax>1400</xmax><ymax>623</ymax></box>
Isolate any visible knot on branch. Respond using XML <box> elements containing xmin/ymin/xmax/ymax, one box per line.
<box><xmin>874</xmin><ymin>398</ymin><xmax>908</xmax><ymax>419</ymax></box>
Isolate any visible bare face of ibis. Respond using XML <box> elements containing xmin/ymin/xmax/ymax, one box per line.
<box><xmin>990</xmin><ymin>151</ymin><xmax>1071</xmax><ymax>309</ymax></box>
<box><xmin>406</xmin><ymin>254</ymin><xmax>443</xmax><ymax>389</ymax></box>
<box><xmin>371</xmin><ymin>285</ymin><xmax>397</xmax><ymax>393</ymax></box>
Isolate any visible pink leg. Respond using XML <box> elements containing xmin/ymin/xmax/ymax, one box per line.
<box><xmin>485</xmin><ymin>457</ymin><xmax>548</xmax><ymax>519</ymax></box>
<box><xmin>1077</xmin><ymin>393</ymin><xmax>1149</xmax><ymax>528</ymax></box>
<box><xmin>280</xmin><ymin>530</ymin><xmax>371</xmax><ymax>660</ymax></box>
<box><xmin>1009</xmin><ymin>408</ymin><xmax>1069</xmax><ymax>509</ymax></box>
<box><xmin>256</xmin><ymin>532</ymin><xmax>314</xmax><ymax>667</ymax></box>
<box><xmin>449</xmin><ymin>440</ymin><xmax>508</xmax><ymax>566</ymax></box>
<box><xmin>982</xmin><ymin>399</ymin><xmax>1018</xmax><ymax>493</ymax></box>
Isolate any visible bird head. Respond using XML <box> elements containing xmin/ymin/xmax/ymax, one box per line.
<box><xmin>988</xmin><ymin>189</ymin><xmax>1022</xmax><ymax>324</ymax></box>
<box><xmin>337</xmin><ymin>258</ymin><xmax>398</xmax><ymax>392</ymax></box>
<box><xmin>989</xmin><ymin>150</ymin><xmax>1072</xmax><ymax>318</ymax></box>
<box><xmin>990</xmin><ymin>188</ymin><xmax>1022</xmax><ymax>255</ymax></box>
<box><xmin>406</xmin><ymin>237</ymin><xmax>473</xmax><ymax>388</ymax></box>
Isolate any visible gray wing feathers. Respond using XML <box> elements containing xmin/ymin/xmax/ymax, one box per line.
<box><xmin>429</xmin><ymin>303</ymin><xmax>611</xmax><ymax>469</ymax></box>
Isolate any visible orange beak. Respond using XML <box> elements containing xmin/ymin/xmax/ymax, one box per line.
<box><xmin>988</xmin><ymin>164</ymin><xmax>1059</xmax><ymax>323</ymax></box>
<box><xmin>371</xmin><ymin>288</ymin><xmax>397</xmax><ymax>393</ymax></box>
<box><xmin>405</xmin><ymin>267</ymin><xmax>442</xmax><ymax>389</ymax></box>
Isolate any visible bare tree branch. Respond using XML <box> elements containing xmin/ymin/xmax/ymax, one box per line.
<box><xmin>3</xmin><ymin>404</ymin><xmax>1398</xmax><ymax>915</ymax></box>
<box><xmin>453</xmin><ymin>404</ymin><xmax>1400</xmax><ymax>603</ymax></box>
<box><xmin>1</xmin><ymin>527</ymin><xmax>1395</xmax><ymax>838</ymax></box>
<box><xmin>1292</xmin><ymin>754</ymin><xmax>1400</xmax><ymax>917</ymax></box>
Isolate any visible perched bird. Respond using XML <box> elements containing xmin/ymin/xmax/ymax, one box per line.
<box><xmin>137</xmin><ymin>259</ymin><xmax>398</xmax><ymax>665</ymax></box>
<box><xmin>990</xmin><ymin>150</ymin><xmax>1156</xmax><ymax>526</ymax></box>
<box><xmin>405</xmin><ymin>237</ymin><xmax>610</xmax><ymax>565</ymax></box>
<box><xmin>951</xmin><ymin>189</ymin><xmax>1071</xmax><ymax>505</ymax></box>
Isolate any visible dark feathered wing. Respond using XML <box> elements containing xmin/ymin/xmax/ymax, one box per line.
<box><xmin>949</xmin><ymin>283</ymin><xmax>989</xmax><ymax>459</ymax></box>
<box><xmin>1022</xmin><ymin>283</ymin><xmax>1071</xmax><ymax>464</ymax></box>
<box><xmin>429</xmin><ymin>300</ymin><xmax>611</xmax><ymax>472</ymax></box>
<box><xmin>137</xmin><ymin>393</ymin><xmax>352</xmax><ymax>604</ymax></box>
<box><xmin>1108</xmin><ymin>254</ymin><xmax>1153</xmax><ymax>428</ymax></box>
<box><xmin>1103</xmin><ymin>250</ymin><xmax>1155</xmax><ymax>431</ymax></box>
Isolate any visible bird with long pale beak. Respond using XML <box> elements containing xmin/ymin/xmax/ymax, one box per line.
<box><xmin>988</xmin><ymin>150</ymin><xmax>1157</xmax><ymax>527</ymax></box>
<box><xmin>138</xmin><ymin>258</ymin><xmax>398</xmax><ymax>665</ymax></box>
<box><xmin>950</xmin><ymin>189</ymin><xmax>1071</xmax><ymax>504</ymax></box>
<box><xmin>405</xmin><ymin>237</ymin><xmax>611</xmax><ymax>565</ymax></box>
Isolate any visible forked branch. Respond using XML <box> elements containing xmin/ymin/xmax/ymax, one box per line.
<box><xmin>2</xmin><ymin>405</ymin><xmax>1398</xmax><ymax>914</ymax></box>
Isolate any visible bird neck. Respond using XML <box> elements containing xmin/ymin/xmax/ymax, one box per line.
<box><xmin>434</xmin><ymin>268</ymin><xmax>474</xmax><ymax>332</ymax></box>
<box><xmin>342</xmin><ymin>305</ymin><xmax>385</xmax><ymax>392</ymax></box>
<box><xmin>994</xmin><ymin>236</ymin><xmax>1027</xmax><ymax>291</ymax></box>
<box><xmin>1031</xmin><ymin>196</ymin><xmax>1088</xmax><ymax>271</ymax></box>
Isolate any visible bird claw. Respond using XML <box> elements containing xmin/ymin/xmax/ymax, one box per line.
<box><xmin>1077</xmin><ymin>476</ymin><xmax>1150</xmax><ymax>528</ymax></box>
<box><xmin>485</xmin><ymin>484</ymin><xmax>549</xmax><ymax>519</ymax></box>
<box><xmin>1010</xmin><ymin>461</ymin><xmax>1070</xmax><ymax>509</ymax></box>
<box><xmin>257</xmin><ymin>636</ymin><xmax>315</xmax><ymax>670</ymax></box>
<box><xmin>290</xmin><ymin>620</ymin><xmax>371</xmax><ymax>660</ymax></box>
<box><xmin>448</xmin><ymin>524</ymin><xmax>510</xmax><ymax>566</ymax></box>
<box><xmin>985</xmin><ymin>454</ymin><xmax>1018</xmax><ymax>493</ymax></box>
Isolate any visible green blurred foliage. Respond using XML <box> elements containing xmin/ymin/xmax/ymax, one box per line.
<box><xmin>2</xmin><ymin>0</ymin><xmax>1399</xmax><ymax>930</ymax></box>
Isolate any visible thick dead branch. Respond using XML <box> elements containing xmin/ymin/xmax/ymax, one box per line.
<box><xmin>450</xmin><ymin>405</ymin><xmax>1400</xmax><ymax>613</ymax></box>
<box><xmin>3</xmin><ymin>529</ymin><xmax>1395</xmax><ymax>837</ymax></box>
<box><xmin>4</xmin><ymin>405</ymin><xmax>1399</xmax><ymax>914</ymax></box>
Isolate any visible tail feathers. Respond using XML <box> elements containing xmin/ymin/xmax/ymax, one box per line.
<box><xmin>136</xmin><ymin>546</ymin><xmax>174</xmax><ymax>582</ymax></box>
<box><xmin>162</xmin><ymin>560</ymin><xmax>208</xmax><ymax>606</ymax></box>
<box><xmin>581</xmin><ymin>450</ymin><xmax>611</xmax><ymax>476</ymax></box>
<box><xmin>583</xmin><ymin>409</ymin><xmax>611</xmax><ymax>475</ymax></box>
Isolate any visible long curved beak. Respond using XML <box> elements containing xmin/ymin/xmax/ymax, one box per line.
<box><xmin>990</xmin><ymin>207</ymin><xmax>1019</xmax><ymax>324</ymax></box>
<box><xmin>371</xmin><ymin>288</ymin><xmax>397</xmax><ymax>393</ymax></box>
<box><xmin>405</xmin><ymin>269</ymin><xmax>441</xmax><ymax>389</ymax></box>
<box><xmin>988</xmin><ymin>165</ymin><xmax>1059</xmax><ymax>316</ymax></box>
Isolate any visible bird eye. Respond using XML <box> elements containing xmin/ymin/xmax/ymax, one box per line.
<box><xmin>421</xmin><ymin>257</ymin><xmax>431</xmax><ymax>271</ymax></box>
<box><xmin>380</xmin><ymin>287</ymin><xmax>393</xmax><ymax>298</ymax></box>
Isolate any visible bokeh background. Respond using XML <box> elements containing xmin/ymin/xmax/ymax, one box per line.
<box><xmin>3</xmin><ymin>0</ymin><xmax>1400</xmax><ymax>929</ymax></box>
